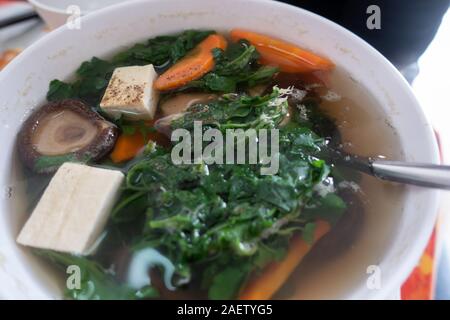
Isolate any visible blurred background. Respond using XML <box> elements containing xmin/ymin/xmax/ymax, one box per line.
<box><xmin>0</xmin><ymin>0</ymin><xmax>449</xmax><ymax>299</ymax></box>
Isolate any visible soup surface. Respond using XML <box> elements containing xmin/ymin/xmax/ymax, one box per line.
<box><xmin>13</xmin><ymin>29</ymin><xmax>404</xmax><ymax>300</ymax></box>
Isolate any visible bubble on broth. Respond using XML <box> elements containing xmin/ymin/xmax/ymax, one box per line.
<box><xmin>321</xmin><ymin>90</ymin><xmax>342</xmax><ymax>102</ymax></box>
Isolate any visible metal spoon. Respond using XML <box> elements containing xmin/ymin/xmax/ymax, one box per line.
<box><xmin>328</xmin><ymin>149</ymin><xmax>450</xmax><ymax>190</ymax></box>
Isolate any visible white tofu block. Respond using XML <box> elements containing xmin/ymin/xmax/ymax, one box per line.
<box><xmin>100</xmin><ymin>64</ymin><xmax>159</xmax><ymax>120</ymax></box>
<box><xmin>17</xmin><ymin>163</ymin><xmax>124</xmax><ymax>255</ymax></box>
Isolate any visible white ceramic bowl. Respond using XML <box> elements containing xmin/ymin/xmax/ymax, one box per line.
<box><xmin>28</xmin><ymin>0</ymin><xmax>127</xmax><ymax>29</ymax></box>
<box><xmin>0</xmin><ymin>0</ymin><xmax>440</xmax><ymax>299</ymax></box>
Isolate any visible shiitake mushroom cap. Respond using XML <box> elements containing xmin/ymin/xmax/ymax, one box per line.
<box><xmin>18</xmin><ymin>99</ymin><xmax>118</xmax><ymax>174</ymax></box>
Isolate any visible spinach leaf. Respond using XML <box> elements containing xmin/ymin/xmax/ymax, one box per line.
<box><xmin>47</xmin><ymin>80</ymin><xmax>77</xmax><ymax>101</ymax></box>
<box><xmin>77</xmin><ymin>57</ymin><xmax>114</xmax><ymax>78</ymax></box>
<box><xmin>196</xmin><ymin>73</ymin><xmax>237</xmax><ymax>92</ymax></box>
<box><xmin>302</xmin><ymin>222</ymin><xmax>317</xmax><ymax>244</ymax></box>
<box><xmin>187</xmin><ymin>41</ymin><xmax>278</xmax><ymax>93</ymax></box>
<box><xmin>292</xmin><ymin>97</ymin><xmax>341</xmax><ymax>145</ymax></box>
<box><xmin>113</xmin><ymin>30</ymin><xmax>214</xmax><ymax>67</ymax></box>
<box><xmin>303</xmin><ymin>193</ymin><xmax>347</xmax><ymax>225</ymax></box>
<box><xmin>34</xmin><ymin>154</ymin><xmax>92</xmax><ymax>173</ymax></box>
<box><xmin>208</xmin><ymin>266</ymin><xmax>250</xmax><ymax>300</ymax></box>
<box><xmin>37</xmin><ymin>250</ymin><xmax>158</xmax><ymax>300</ymax></box>
<box><xmin>171</xmin><ymin>86</ymin><xmax>289</xmax><ymax>131</ymax></box>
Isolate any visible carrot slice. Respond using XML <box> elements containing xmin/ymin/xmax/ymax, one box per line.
<box><xmin>110</xmin><ymin>121</ymin><xmax>168</xmax><ymax>163</ymax></box>
<box><xmin>239</xmin><ymin>220</ymin><xmax>331</xmax><ymax>300</ymax></box>
<box><xmin>230</xmin><ymin>29</ymin><xmax>334</xmax><ymax>73</ymax></box>
<box><xmin>110</xmin><ymin>131</ymin><xmax>145</xmax><ymax>163</ymax></box>
<box><xmin>155</xmin><ymin>34</ymin><xmax>227</xmax><ymax>91</ymax></box>
<box><xmin>0</xmin><ymin>48</ymin><xmax>21</xmax><ymax>70</ymax></box>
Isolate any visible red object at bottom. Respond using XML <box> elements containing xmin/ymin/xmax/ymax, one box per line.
<box><xmin>401</xmin><ymin>228</ymin><xmax>437</xmax><ymax>299</ymax></box>
<box><xmin>401</xmin><ymin>131</ymin><xmax>441</xmax><ymax>300</ymax></box>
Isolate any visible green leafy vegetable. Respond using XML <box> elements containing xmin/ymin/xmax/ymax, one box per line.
<box><xmin>47</xmin><ymin>80</ymin><xmax>77</xmax><ymax>101</ymax></box>
<box><xmin>301</xmin><ymin>222</ymin><xmax>316</xmax><ymax>244</ymax></box>
<box><xmin>208</xmin><ymin>266</ymin><xmax>249</xmax><ymax>300</ymax></box>
<box><xmin>187</xmin><ymin>40</ymin><xmax>278</xmax><ymax>92</ymax></box>
<box><xmin>34</xmin><ymin>154</ymin><xmax>91</xmax><ymax>173</ymax></box>
<box><xmin>110</xmin><ymin>89</ymin><xmax>346</xmax><ymax>299</ymax></box>
<box><xmin>116</xmin><ymin>118</ymin><xmax>157</xmax><ymax>139</ymax></box>
<box><xmin>303</xmin><ymin>193</ymin><xmax>347</xmax><ymax>225</ymax></box>
<box><xmin>113</xmin><ymin>30</ymin><xmax>214</xmax><ymax>67</ymax></box>
<box><xmin>37</xmin><ymin>250</ymin><xmax>158</xmax><ymax>300</ymax></box>
<box><xmin>171</xmin><ymin>86</ymin><xmax>289</xmax><ymax>131</ymax></box>
<box><xmin>292</xmin><ymin>97</ymin><xmax>341</xmax><ymax>144</ymax></box>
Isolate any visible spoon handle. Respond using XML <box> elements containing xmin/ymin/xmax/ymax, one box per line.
<box><xmin>372</xmin><ymin>160</ymin><xmax>450</xmax><ymax>189</ymax></box>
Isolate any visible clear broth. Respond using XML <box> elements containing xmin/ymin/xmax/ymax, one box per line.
<box><xmin>277</xmin><ymin>67</ymin><xmax>405</xmax><ymax>299</ymax></box>
<box><xmin>13</xmin><ymin>66</ymin><xmax>405</xmax><ymax>299</ymax></box>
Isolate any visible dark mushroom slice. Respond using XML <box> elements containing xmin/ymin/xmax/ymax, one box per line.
<box><xmin>154</xmin><ymin>113</ymin><xmax>185</xmax><ymax>137</ymax></box>
<box><xmin>18</xmin><ymin>99</ymin><xmax>118</xmax><ymax>174</ymax></box>
<box><xmin>159</xmin><ymin>93</ymin><xmax>217</xmax><ymax>117</ymax></box>
<box><xmin>155</xmin><ymin>93</ymin><xmax>218</xmax><ymax>137</ymax></box>
<box><xmin>246</xmin><ymin>84</ymin><xmax>270</xmax><ymax>97</ymax></box>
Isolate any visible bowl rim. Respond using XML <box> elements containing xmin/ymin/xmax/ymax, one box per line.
<box><xmin>27</xmin><ymin>0</ymin><xmax>120</xmax><ymax>15</ymax></box>
<box><xmin>1</xmin><ymin>0</ymin><xmax>441</xmax><ymax>299</ymax></box>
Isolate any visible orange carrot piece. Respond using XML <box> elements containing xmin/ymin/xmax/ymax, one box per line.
<box><xmin>0</xmin><ymin>48</ymin><xmax>21</xmax><ymax>70</ymax></box>
<box><xmin>230</xmin><ymin>29</ymin><xmax>334</xmax><ymax>73</ymax></box>
<box><xmin>110</xmin><ymin>120</ymin><xmax>169</xmax><ymax>163</ymax></box>
<box><xmin>239</xmin><ymin>220</ymin><xmax>331</xmax><ymax>300</ymax></box>
<box><xmin>155</xmin><ymin>34</ymin><xmax>227</xmax><ymax>91</ymax></box>
<box><xmin>110</xmin><ymin>131</ymin><xmax>145</xmax><ymax>163</ymax></box>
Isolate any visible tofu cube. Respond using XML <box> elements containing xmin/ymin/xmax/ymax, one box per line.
<box><xmin>17</xmin><ymin>163</ymin><xmax>124</xmax><ymax>255</ymax></box>
<box><xmin>100</xmin><ymin>64</ymin><xmax>159</xmax><ymax>120</ymax></box>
